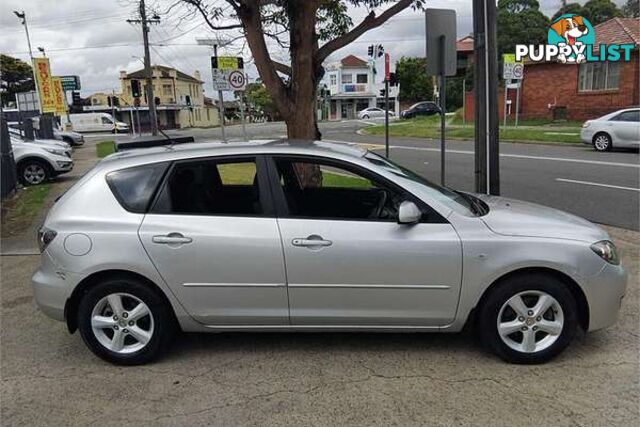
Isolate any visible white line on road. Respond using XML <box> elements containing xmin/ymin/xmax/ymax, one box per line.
<box><xmin>556</xmin><ymin>178</ymin><xmax>640</xmax><ymax>192</ymax></box>
<box><xmin>333</xmin><ymin>142</ymin><xmax>639</xmax><ymax>169</ymax></box>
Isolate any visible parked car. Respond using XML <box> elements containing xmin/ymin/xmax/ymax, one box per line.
<box><xmin>8</xmin><ymin>129</ymin><xmax>72</xmax><ymax>156</ymax></box>
<box><xmin>10</xmin><ymin>136</ymin><xmax>74</xmax><ymax>185</ymax></box>
<box><xmin>54</xmin><ymin>128</ymin><xmax>85</xmax><ymax>146</ymax></box>
<box><xmin>581</xmin><ymin>108</ymin><xmax>640</xmax><ymax>151</ymax></box>
<box><xmin>357</xmin><ymin>107</ymin><xmax>395</xmax><ymax>120</ymax></box>
<box><xmin>62</xmin><ymin>113</ymin><xmax>130</xmax><ymax>133</ymax></box>
<box><xmin>400</xmin><ymin>101</ymin><xmax>440</xmax><ymax>119</ymax></box>
<box><xmin>32</xmin><ymin>141</ymin><xmax>626</xmax><ymax>365</ymax></box>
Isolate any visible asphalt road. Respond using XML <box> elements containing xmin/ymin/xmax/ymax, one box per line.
<box><xmin>89</xmin><ymin>120</ymin><xmax>640</xmax><ymax>230</ymax></box>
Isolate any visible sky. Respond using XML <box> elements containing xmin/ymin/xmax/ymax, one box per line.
<box><xmin>0</xmin><ymin>0</ymin><xmax>624</xmax><ymax>99</ymax></box>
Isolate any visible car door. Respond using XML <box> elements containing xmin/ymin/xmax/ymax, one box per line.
<box><xmin>138</xmin><ymin>155</ymin><xmax>289</xmax><ymax>325</ymax></box>
<box><xmin>610</xmin><ymin>110</ymin><xmax>640</xmax><ymax>145</ymax></box>
<box><xmin>268</xmin><ymin>155</ymin><xmax>463</xmax><ymax>327</ymax></box>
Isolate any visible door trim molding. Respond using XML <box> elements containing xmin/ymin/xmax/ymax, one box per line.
<box><xmin>288</xmin><ymin>283</ymin><xmax>451</xmax><ymax>289</ymax></box>
<box><xmin>182</xmin><ymin>282</ymin><xmax>285</xmax><ymax>288</ymax></box>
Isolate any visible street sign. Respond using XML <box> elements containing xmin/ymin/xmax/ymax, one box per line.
<box><xmin>212</xmin><ymin>69</ymin><xmax>247</xmax><ymax>91</ymax></box>
<box><xmin>425</xmin><ymin>9</ymin><xmax>457</xmax><ymax>77</ymax></box>
<box><xmin>59</xmin><ymin>75</ymin><xmax>81</xmax><ymax>91</ymax></box>
<box><xmin>211</xmin><ymin>56</ymin><xmax>244</xmax><ymax>70</ymax></box>
<box><xmin>502</xmin><ymin>54</ymin><xmax>524</xmax><ymax>80</ymax></box>
<box><xmin>228</xmin><ymin>70</ymin><xmax>246</xmax><ymax>91</ymax></box>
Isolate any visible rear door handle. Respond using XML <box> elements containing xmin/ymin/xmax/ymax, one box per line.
<box><xmin>152</xmin><ymin>233</ymin><xmax>193</xmax><ymax>245</ymax></box>
<box><xmin>292</xmin><ymin>235</ymin><xmax>332</xmax><ymax>248</ymax></box>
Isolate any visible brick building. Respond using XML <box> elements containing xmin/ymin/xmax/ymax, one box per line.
<box><xmin>464</xmin><ymin>18</ymin><xmax>639</xmax><ymax>122</ymax></box>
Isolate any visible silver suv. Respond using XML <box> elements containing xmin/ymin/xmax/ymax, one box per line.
<box><xmin>32</xmin><ymin>141</ymin><xmax>626</xmax><ymax>365</ymax></box>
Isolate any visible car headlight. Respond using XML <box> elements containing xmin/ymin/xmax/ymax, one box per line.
<box><xmin>44</xmin><ymin>147</ymin><xmax>65</xmax><ymax>156</ymax></box>
<box><xmin>582</xmin><ymin>121</ymin><xmax>591</xmax><ymax>128</ymax></box>
<box><xmin>590</xmin><ymin>240</ymin><xmax>620</xmax><ymax>265</ymax></box>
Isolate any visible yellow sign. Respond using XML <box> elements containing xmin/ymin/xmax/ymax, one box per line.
<box><xmin>218</xmin><ymin>56</ymin><xmax>239</xmax><ymax>70</ymax></box>
<box><xmin>33</xmin><ymin>58</ymin><xmax>56</xmax><ymax>113</ymax></box>
<box><xmin>51</xmin><ymin>77</ymin><xmax>67</xmax><ymax>115</ymax></box>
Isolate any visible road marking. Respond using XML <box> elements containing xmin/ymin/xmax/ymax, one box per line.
<box><xmin>556</xmin><ymin>178</ymin><xmax>640</xmax><ymax>192</ymax></box>
<box><xmin>378</xmin><ymin>145</ymin><xmax>640</xmax><ymax>169</ymax></box>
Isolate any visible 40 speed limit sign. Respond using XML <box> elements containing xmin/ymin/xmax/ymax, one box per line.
<box><xmin>227</xmin><ymin>70</ymin><xmax>247</xmax><ymax>90</ymax></box>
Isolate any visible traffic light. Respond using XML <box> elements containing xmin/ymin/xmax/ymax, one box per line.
<box><xmin>131</xmin><ymin>79</ymin><xmax>141</xmax><ymax>98</ymax></box>
<box><xmin>185</xmin><ymin>95</ymin><xmax>191</xmax><ymax>106</ymax></box>
<box><xmin>389</xmin><ymin>72</ymin><xmax>398</xmax><ymax>86</ymax></box>
<box><xmin>377</xmin><ymin>44</ymin><xmax>384</xmax><ymax>58</ymax></box>
<box><xmin>72</xmin><ymin>91</ymin><xmax>82</xmax><ymax>105</ymax></box>
<box><xmin>112</xmin><ymin>96</ymin><xmax>119</xmax><ymax>107</ymax></box>
<box><xmin>154</xmin><ymin>97</ymin><xmax>161</xmax><ymax>106</ymax></box>
<box><xmin>379</xmin><ymin>88</ymin><xmax>386</xmax><ymax>97</ymax></box>
<box><xmin>368</xmin><ymin>45</ymin><xmax>374</xmax><ymax>57</ymax></box>
<box><xmin>107</xmin><ymin>96</ymin><xmax>112</xmax><ymax>107</ymax></box>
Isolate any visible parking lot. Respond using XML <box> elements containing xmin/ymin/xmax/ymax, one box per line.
<box><xmin>1</xmin><ymin>226</ymin><xmax>638</xmax><ymax>425</ymax></box>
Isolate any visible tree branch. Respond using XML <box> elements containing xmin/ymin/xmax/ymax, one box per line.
<box><xmin>316</xmin><ymin>0</ymin><xmax>415</xmax><ymax>62</ymax></box>
<box><xmin>182</xmin><ymin>0</ymin><xmax>243</xmax><ymax>30</ymax></box>
<box><xmin>272</xmin><ymin>60</ymin><xmax>291</xmax><ymax>75</ymax></box>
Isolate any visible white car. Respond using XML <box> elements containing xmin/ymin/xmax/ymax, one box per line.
<box><xmin>358</xmin><ymin>107</ymin><xmax>395</xmax><ymax>120</ymax></box>
<box><xmin>54</xmin><ymin>128</ymin><xmax>85</xmax><ymax>146</ymax></box>
<box><xmin>581</xmin><ymin>108</ymin><xmax>640</xmax><ymax>151</ymax></box>
<box><xmin>9</xmin><ymin>128</ymin><xmax>72</xmax><ymax>153</ymax></box>
<box><xmin>10</xmin><ymin>136</ymin><xmax>74</xmax><ymax>185</ymax></box>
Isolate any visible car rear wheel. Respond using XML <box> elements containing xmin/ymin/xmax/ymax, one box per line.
<box><xmin>77</xmin><ymin>277</ymin><xmax>175</xmax><ymax>365</ymax></box>
<box><xmin>478</xmin><ymin>273</ymin><xmax>578</xmax><ymax>364</ymax></box>
<box><xmin>362</xmin><ymin>114</ymin><xmax>370</xmax><ymax>119</ymax></box>
<box><xmin>593</xmin><ymin>133</ymin><xmax>612</xmax><ymax>152</ymax></box>
<box><xmin>18</xmin><ymin>159</ymin><xmax>51</xmax><ymax>186</ymax></box>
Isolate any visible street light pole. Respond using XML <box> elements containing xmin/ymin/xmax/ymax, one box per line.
<box><xmin>13</xmin><ymin>10</ymin><xmax>42</xmax><ymax>113</ymax></box>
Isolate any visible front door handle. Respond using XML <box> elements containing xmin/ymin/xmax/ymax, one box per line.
<box><xmin>152</xmin><ymin>233</ymin><xmax>193</xmax><ymax>245</ymax></box>
<box><xmin>292</xmin><ymin>235</ymin><xmax>332</xmax><ymax>248</ymax></box>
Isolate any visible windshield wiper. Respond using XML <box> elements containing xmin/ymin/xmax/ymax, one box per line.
<box><xmin>454</xmin><ymin>190</ymin><xmax>485</xmax><ymax>216</ymax></box>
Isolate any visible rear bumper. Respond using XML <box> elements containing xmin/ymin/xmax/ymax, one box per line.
<box><xmin>31</xmin><ymin>251</ymin><xmax>78</xmax><ymax>322</ymax></box>
<box><xmin>583</xmin><ymin>263</ymin><xmax>627</xmax><ymax>331</ymax></box>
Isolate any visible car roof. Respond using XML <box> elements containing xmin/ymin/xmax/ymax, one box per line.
<box><xmin>99</xmin><ymin>139</ymin><xmax>368</xmax><ymax>170</ymax></box>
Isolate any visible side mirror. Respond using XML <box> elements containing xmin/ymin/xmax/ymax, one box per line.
<box><xmin>398</xmin><ymin>201</ymin><xmax>421</xmax><ymax>224</ymax></box>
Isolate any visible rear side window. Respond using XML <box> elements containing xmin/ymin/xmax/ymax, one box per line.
<box><xmin>106</xmin><ymin>162</ymin><xmax>168</xmax><ymax>213</ymax></box>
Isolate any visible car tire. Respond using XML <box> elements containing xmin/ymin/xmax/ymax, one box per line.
<box><xmin>593</xmin><ymin>132</ymin><xmax>612</xmax><ymax>152</ymax></box>
<box><xmin>77</xmin><ymin>276</ymin><xmax>176</xmax><ymax>365</ymax></box>
<box><xmin>362</xmin><ymin>115</ymin><xmax>369</xmax><ymax>119</ymax></box>
<box><xmin>17</xmin><ymin>159</ymin><xmax>51</xmax><ymax>186</ymax></box>
<box><xmin>478</xmin><ymin>273</ymin><xmax>578</xmax><ymax>364</ymax></box>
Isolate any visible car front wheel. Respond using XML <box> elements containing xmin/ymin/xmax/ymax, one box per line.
<box><xmin>18</xmin><ymin>159</ymin><xmax>51</xmax><ymax>186</ymax></box>
<box><xmin>593</xmin><ymin>133</ymin><xmax>612</xmax><ymax>151</ymax></box>
<box><xmin>478</xmin><ymin>273</ymin><xmax>578</xmax><ymax>364</ymax></box>
<box><xmin>77</xmin><ymin>277</ymin><xmax>175</xmax><ymax>365</ymax></box>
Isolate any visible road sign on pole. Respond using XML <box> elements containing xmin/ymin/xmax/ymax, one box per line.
<box><xmin>59</xmin><ymin>75</ymin><xmax>81</xmax><ymax>91</ymax></box>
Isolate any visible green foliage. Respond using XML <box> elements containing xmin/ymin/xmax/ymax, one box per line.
<box><xmin>244</xmin><ymin>83</ymin><xmax>279</xmax><ymax>119</ymax></box>
<box><xmin>395</xmin><ymin>57</ymin><xmax>433</xmax><ymax>103</ymax></box>
<box><xmin>582</xmin><ymin>0</ymin><xmax>621</xmax><ymax>25</ymax></box>
<box><xmin>551</xmin><ymin>3</ymin><xmax>585</xmax><ymax>21</ymax></box>
<box><xmin>622</xmin><ymin>0</ymin><xmax>639</xmax><ymax>17</ymax></box>
<box><xmin>497</xmin><ymin>0</ymin><xmax>549</xmax><ymax>57</ymax></box>
<box><xmin>0</xmin><ymin>55</ymin><xmax>34</xmax><ymax>107</ymax></box>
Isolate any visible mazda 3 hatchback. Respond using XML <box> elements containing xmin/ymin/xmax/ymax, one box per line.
<box><xmin>32</xmin><ymin>141</ymin><xmax>627</xmax><ymax>365</ymax></box>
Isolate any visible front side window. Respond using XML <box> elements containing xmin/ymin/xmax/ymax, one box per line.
<box><xmin>611</xmin><ymin>110</ymin><xmax>640</xmax><ymax>122</ymax></box>
<box><xmin>578</xmin><ymin>62</ymin><xmax>620</xmax><ymax>92</ymax></box>
<box><xmin>101</xmin><ymin>117</ymin><xmax>112</xmax><ymax>124</ymax></box>
<box><xmin>274</xmin><ymin>158</ymin><xmax>408</xmax><ymax>221</ymax></box>
<box><xmin>152</xmin><ymin>158</ymin><xmax>262</xmax><ymax>216</ymax></box>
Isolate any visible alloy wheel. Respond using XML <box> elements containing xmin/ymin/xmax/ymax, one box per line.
<box><xmin>23</xmin><ymin>164</ymin><xmax>46</xmax><ymax>185</ymax></box>
<box><xmin>594</xmin><ymin>135</ymin><xmax>610</xmax><ymax>151</ymax></box>
<box><xmin>91</xmin><ymin>293</ymin><xmax>154</xmax><ymax>354</ymax></box>
<box><xmin>497</xmin><ymin>290</ymin><xmax>564</xmax><ymax>354</ymax></box>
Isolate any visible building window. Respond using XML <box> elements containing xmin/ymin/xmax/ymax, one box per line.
<box><xmin>341</xmin><ymin>74</ymin><xmax>353</xmax><ymax>84</ymax></box>
<box><xmin>163</xmin><ymin>84</ymin><xmax>172</xmax><ymax>96</ymax></box>
<box><xmin>330</xmin><ymin>74</ymin><xmax>337</xmax><ymax>85</ymax></box>
<box><xmin>356</xmin><ymin>74</ymin><xmax>368</xmax><ymax>84</ymax></box>
<box><xmin>578</xmin><ymin>62</ymin><xmax>620</xmax><ymax>92</ymax></box>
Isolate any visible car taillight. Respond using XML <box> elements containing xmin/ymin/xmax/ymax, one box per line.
<box><xmin>38</xmin><ymin>227</ymin><xmax>57</xmax><ymax>252</ymax></box>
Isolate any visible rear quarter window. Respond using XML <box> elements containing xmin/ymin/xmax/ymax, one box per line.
<box><xmin>106</xmin><ymin>162</ymin><xmax>168</xmax><ymax>213</ymax></box>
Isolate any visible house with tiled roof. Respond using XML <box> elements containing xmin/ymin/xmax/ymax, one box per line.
<box><xmin>517</xmin><ymin>17</ymin><xmax>639</xmax><ymax>121</ymax></box>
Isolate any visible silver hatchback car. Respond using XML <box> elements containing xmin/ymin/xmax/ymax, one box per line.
<box><xmin>32</xmin><ymin>141</ymin><xmax>627</xmax><ymax>365</ymax></box>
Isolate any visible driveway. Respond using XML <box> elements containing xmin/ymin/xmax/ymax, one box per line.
<box><xmin>1</xmin><ymin>225</ymin><xmax>638</xmax><ymax>426</ymax></box>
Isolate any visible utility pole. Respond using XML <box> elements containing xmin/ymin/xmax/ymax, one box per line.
<box><xmin>13</xmin><ymin>10</ymin><xmax>41</xmax><ymax>113</ymax></box>
<box><xmin>127</xmin><ymin>0</ymin><xmax>159</xmax><ymax>135</ymax></box>
<box><xmin>472</xmin><ymin>0</ymin><xmax>500</xmax><ymax>195</ymax></box>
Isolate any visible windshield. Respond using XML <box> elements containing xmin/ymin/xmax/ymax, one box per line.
<box><xmin>364</xmin><ymin>151</ymin><xmax>483</xmax><ymax>216</ymax></box>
